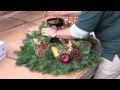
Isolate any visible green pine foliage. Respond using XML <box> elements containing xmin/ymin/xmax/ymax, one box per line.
<box><xmin>14</xmin><ymin>21</ymin><xmax>102</xmax><ymax>76</ymax></box>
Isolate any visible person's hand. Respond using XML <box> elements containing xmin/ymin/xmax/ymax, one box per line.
<box><xmin>41</xmin><ymin>27</ymin><xmax>57</xmax><ymax>38</ymax></box>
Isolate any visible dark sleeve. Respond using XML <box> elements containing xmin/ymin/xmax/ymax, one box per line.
<box><xmin>75</xmin><ymin>11</ymin><xmax>103</xmax><ymax>32</ymax></box>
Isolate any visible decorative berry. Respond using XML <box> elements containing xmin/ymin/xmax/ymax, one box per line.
<box><xmin>60</xmin><ymin>54</ymin><xmax>71</xmax><ymax>63</ymax></box>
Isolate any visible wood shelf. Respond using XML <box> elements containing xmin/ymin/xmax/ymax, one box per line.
<box><xmin>0</xmin><ymin>11</ymin><xmax>14</xmax><ymax>16</ymax></box>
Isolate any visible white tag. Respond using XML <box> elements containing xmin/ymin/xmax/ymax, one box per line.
<box><xmin>0</xmin><ymin>41</ymin><xmax>6</xmax><ymax>60</ymax></box>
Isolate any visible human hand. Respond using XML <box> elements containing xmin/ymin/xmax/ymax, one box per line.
<box><xmin>41</xmin><ymin>27</ymin><xmax>57</xmax><ymax>38</ymax></box>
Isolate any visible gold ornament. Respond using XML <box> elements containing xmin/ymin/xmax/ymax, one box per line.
<box><xmin>51</xmin><ymin>46</ymin><xmax>59</xmax><ymax>58</ymax></box>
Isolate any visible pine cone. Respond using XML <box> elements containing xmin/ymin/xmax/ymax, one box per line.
<box><xmin>84</xmin><ymin>41</ymin><xmax>92</xmax><ymax>48</ymax></box>
<box><xmin>35</xmin><ymin>48</ymin><xmax>43</xmax><ymax>58</ymax></box>
<box><xmin>40</xmin><ymin>42</ymin><xmax>49</xmax><ymax>51</ymax></box>
<box><xmin>70</xmin><ymin>49</ymin><xmax>82</xmax><ymax>60</ymax></box>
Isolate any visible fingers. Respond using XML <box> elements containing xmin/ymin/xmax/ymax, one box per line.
<box><xmin>41</xmin><ymin>27</ymin><xmax>56</xmax><ymax>37</ymax></box>
<box><xmin>41</xmin><ymin>32</ymin><xmax>48</xmax><ymax>36</ymax></box>
<box><xmin>41</xmin><ymin>28</ymin><xmax>50</xmax><ymax>36</ymax></box>
<box><xmin>41</xmin><ymin>28</ymin><xmax>47</xmax><ymax>34</ymax></box>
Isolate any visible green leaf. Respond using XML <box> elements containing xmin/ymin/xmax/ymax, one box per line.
<box><xmin>26</xmin><ymin>33</ymin><xmax>33</xmax><ymax>39</ymax></box>
<box><xmin>82</xmin><ymin>50</ymin><xmax>90</xmax><ymax>54</ymax></box>
<box><xmin>22</xmin><ymin>38</ymin><xmax>31</xmax><ymax>45</ymax></box>
<box><xmin>29</xmin><ymin>39</ymin><xmax>35</xmax><ymax>47</ymax></box>
<box><xmin>91</xmin><ymin>63</ymin><xmax>97</xmax><ymax>67</ymax></box>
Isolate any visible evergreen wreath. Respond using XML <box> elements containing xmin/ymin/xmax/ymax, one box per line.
<box><xmin>14</xmin><ymin>17</ymin><xmax>102</xmax><ymax>75</ymax></box>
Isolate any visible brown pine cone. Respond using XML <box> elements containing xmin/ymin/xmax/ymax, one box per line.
<box><xmin>70</xmin><ymin>49</ymin><xmax>82</xmax><ymax>60</ymax></box>
<box><xmin>84</xmin><ymin>41</ymin><xmax>92</xmax><ymax>48</ymax></box>
<box><xmin>35</xmin><ymin>48</ymin><xmax>43</xmax><ymax>58</ymax></box>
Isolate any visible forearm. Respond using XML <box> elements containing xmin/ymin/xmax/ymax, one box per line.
<box><xmin>56</xmin><ymin>24</ymin><xmax>89</xmax><ymax>39</ymax></box>
<box><xmin>56</xmin><ymin>28</ymin><xmax>75</xmax><ymax>39</ymax></box>
<box><xmin>42</xmin><ymin>24</ymin><xmax>89</xmax><ymax>39</ymax></box>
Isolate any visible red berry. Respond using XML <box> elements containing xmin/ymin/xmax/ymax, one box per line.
<box><xmin>60</xmin><ymin>54</ymin><xmax>71</xmax><ymax>63</ymax></box>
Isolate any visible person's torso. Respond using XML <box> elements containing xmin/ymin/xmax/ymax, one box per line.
<box><xmin>94</xmin><ymin>11</ymin><xmax>120</xmax><ymax>60</ymax></box>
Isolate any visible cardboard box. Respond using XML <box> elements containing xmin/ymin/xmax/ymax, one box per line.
<box><xmin>0</xmin><ymin>41</ymin><xmax>6</xmax><ymax>60</ymax></box>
